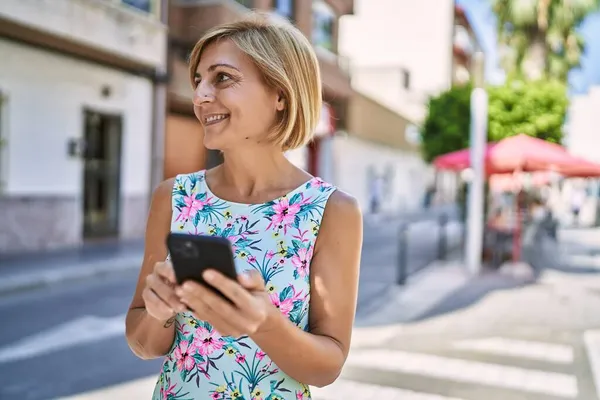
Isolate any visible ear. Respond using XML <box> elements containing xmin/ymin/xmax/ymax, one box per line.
<box><xmin>275</xmin><ymin>92</ymin><xmax>285</xmax><ymax>111</ymax></box>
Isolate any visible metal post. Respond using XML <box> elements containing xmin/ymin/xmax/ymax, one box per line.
<box><xmin>397</xmin><ymin>223</ymin><xmax>409</xmax><ymax>285</ymax></box>
<box><xmin>438</xmin><ymin>213</ymin><xmax>448</xmax><ymax>260</ymax></box>
<box><xmin>464</xmin><ymin>52</ymin><xmax>487</xmax><ymax>276</ymax></box>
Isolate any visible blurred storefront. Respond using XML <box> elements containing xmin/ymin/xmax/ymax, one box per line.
<box><xmin>332</xmin><ymin>91</ymin><xmax>433</xmax><ymax>214</ymax></box>
<box><xmin>0</xmin><ymin>0</ymin><xmax>168</xmax><ymax>255</ymax></box>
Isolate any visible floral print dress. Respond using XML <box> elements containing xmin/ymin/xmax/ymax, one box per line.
<box><xmin>152</xmin><ymin>170</ymin><xmax>336</xmax><ymax>400</ymax></box>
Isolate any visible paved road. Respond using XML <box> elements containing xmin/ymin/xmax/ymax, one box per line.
<box><xmin>0</xmin><ymin>212</ymin><xmax>460</xmax><ymax>399</ymax></box>
<box><xmin>315</xmin><ymin>268</ymin><xmax>600</xmax><ymax>400</ymax></box>
<box><xmin>51</xmin><ymin>268</ymin><xmax>600</xmax><ymax>400</ymax></box>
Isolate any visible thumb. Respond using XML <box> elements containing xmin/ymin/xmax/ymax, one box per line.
<box><xmin>239</xmin><ymin>270</ymin><xmax>265</xmax><ymax>291</ymax></box>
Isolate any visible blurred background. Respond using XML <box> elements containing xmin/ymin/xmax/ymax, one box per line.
<box><xmin>1</xmin><ymin>0</ymin><xmax>600</xmax><ymax>399</ymax></box>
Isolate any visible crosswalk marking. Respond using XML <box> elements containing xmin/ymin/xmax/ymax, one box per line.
<box><xmin>452</xmin><ymin>336</ymin><xmax>575</xmax><ymax>364</ymax></box>
<box><xmin>584</xmin><ymin>330</ymin><xmax>600</xmax><ymax>400</ymax></box>
<box><xmin>311</xmin><ymin>379</ymin><xmax>465</xmax><ymax>400</ymax></box>
<box><xmin>346</xmin><ymin>349</ymin><xmax>578</xmax><ymax>398</ymax></box>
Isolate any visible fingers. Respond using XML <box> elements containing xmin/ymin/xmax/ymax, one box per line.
<box><xmin>178</xmin><ymin>281</ymin><xmax>254</xmax><ymax>336</ymax></box>
<box><xmin>155</xmin><ymin>261</ymin><xmax>177</xmax><ymax>284</ymax></box>
<box><xmin>146</xmin><ymin>271</ymin><xmax>186</xmax><ymax>313</ymax></box>
<box><xmin>142</xmin><ymin>288</ymin><xmax>175</xmax><ymax>321</ymax></box>
<box><xmin>238</xmin><ymin>270</ymin><xmax>265</xmax><ymax>291</ymax></box>
<box><xmin>202</xmin><ymin>270</ymin><xmax>255</xmax><ymax>307</ymax></box>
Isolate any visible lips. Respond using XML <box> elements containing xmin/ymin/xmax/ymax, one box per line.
<box><xmin>203</xmin><ymin>113</ymin><xmax>230</xmax><ymax>127</ymax></box>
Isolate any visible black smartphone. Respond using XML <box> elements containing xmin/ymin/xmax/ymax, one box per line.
<box><xmin>166</xmin><ymin>233</ymin><xmax>238</xmax><ymax>298</ymax></box>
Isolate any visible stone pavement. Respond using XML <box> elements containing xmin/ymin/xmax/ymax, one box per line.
<box><xmin>61</xmin><ymin>266</ymin><xmax>600</xmax><ymax>400</ymax></box>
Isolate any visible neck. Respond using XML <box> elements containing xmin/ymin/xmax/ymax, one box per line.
<box><xmin>217</xmin><ymin>145</ymin><xmax>296</xmax><ymax>194</ymax></box>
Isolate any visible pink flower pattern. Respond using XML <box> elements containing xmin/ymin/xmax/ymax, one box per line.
<box><xmin>153</xmin><ymin>170</ymin><xmax>335</xmax><ymax>400</ymax></box>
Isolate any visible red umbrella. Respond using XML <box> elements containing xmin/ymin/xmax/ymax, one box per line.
<box><xmin>433</xmin><ymin>134</ymin><xmax>600</xmax><ymax>177</ymax></box>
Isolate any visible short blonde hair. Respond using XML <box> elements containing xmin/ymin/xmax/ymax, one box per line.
<box><xmin>188</xmin><ymin>13</ymin><xmax>322</xmax><ymax>151</ymax></box>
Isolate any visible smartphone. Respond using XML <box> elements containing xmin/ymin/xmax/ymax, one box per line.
<box><xmin>166</xmin><ymin>233</ymin><xmax>238</xmax><ymax>298</ymax></box>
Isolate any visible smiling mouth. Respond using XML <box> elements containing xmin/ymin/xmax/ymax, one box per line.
<box><xmin>203</xmin><ymin>114</ymin><xmax>230</xmax><ymax>126</ymax></box>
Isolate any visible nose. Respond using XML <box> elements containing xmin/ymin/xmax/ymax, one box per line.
<box><xmin>192</xmin><ymin>83</ymin><xmax>215</xmax><ymax>106</ymax></box>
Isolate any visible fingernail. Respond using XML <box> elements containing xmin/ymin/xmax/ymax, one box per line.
<box><xmin>203</xmin><ymin>270</ymin><xmax>215</xmax><ymax>282</ymax></box>
<box><xmin>175</xmin><ymin>287</ymin><xmax>184</xmax><ymax>296</ymax></box>
<box><xmin>183</xmin><ymin>282</ymin><xmax>194</xmax><ymax>291</ymax></box>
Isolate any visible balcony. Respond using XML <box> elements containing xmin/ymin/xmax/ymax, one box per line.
<box><xmin>315</xmin><ymin>47</ymin><xmax>353</xmax><ymax>100</ymax></box>
<box><xmin>0</xmin><ymin>0</ymin><xmax>168</xmax><ymax>69</ymax></box>
<box><xmin>325</xmin><ymin>0</ymin><xmax>354</xmax><ymax>16</ymax></box>
<box><xmin>170</xmin><ymin>0</ymin><xmax>250</xmax><ymax>43</ymax></box>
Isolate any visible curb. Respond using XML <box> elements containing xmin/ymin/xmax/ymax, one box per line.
<box><xmin>0</xmin><ymin>255</ymin><xmax>142</xmax><ymax>296</ymax></box>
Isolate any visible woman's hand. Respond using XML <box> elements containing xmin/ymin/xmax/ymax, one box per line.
<box><xmin>142</xmin><ymin>261</ymin><xmax>187</xmax><ymax>324</ymax></box>
<box><xmin>175</xmin><ymin>269</ymin><xmax>276</xmax><ymax>337</ymax></box>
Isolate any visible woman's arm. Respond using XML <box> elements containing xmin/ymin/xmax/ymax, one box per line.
<box><xmin>251</xmin><ymin>190</ymin><xmax>363</xmax><ymax>387</ymax></box>
<box><xmin>125</xmin><ymin>178</ymin><xmax>178</xmax><ymax>360</ymax></box>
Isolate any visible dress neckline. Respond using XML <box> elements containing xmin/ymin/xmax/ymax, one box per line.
<box><xmin>200</xmin><ymin>170</ymin><xmax>318</xmax><ymax>207</ymax></box>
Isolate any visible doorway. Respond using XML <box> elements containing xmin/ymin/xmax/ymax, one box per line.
<box><xmin>82</xmin><ymin>109</ymin><xmax>122</xmax><ymax>239</ymax></box>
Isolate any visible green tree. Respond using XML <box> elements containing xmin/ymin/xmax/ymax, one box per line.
<box><xmin>492</xmin><ymin>0</ymin><xmax>600</xmax><ymax>81</ymax></box>
<box><xmin>488</xmin><ymin>79</ymin><xmax>568</xmax><ymax>142</ymax></box>
<box><xmin>420</xmin><ymin>83</ymin><xmax>473</xmax><ymax>162</ymax></box>
<box><xmin>420</xmin><ymin>79</ymin><xmax>568</xmax><ymax>161</ymax></box>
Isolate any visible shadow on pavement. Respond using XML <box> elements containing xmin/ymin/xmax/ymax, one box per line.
<box><xmin>411</xmin><ymin>272</ymin><xmax>529</xmax><ymax>323</ymax></box>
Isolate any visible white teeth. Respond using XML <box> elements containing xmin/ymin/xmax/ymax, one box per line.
<box><xmin>205</xmin><ymin>114</ymin><xmax>228</xmax><ymax>123</ymax></box>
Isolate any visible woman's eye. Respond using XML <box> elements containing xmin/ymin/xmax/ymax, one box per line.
<box><xmin>216</xmin><ymin>73</ymin><xmax>231</xmax><ymax>83</ymax></box>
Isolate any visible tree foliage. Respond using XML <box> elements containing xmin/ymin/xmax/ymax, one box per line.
<box><xmin>420</xmin><ymin>84</ymin><xmax>473</xmax><ymax>163</ymax></box>
<box><xmin>420</xmin><ymin>79</ymin><xmax>568</xmax><ymax>162</ymax></box>
<box><xmin>492</xmin><ymin>0</ymin><xmax>600</xmax><ymax>81</ymax></box>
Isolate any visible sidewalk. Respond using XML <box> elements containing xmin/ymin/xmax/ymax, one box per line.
<box><xmin>0</xmin><ymin>240</ymin><xmax>144</xmax><ymax>295</ymax></box>
<box><xmin>0</xmin><ymin>206</ymin><xmax>460</xmax><ymax>296</ymax></box>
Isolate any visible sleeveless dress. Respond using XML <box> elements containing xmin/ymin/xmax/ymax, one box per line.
<box><xmin>152</xmin><ymin>170</ymin><xmax>336</xmax><ymax>400</ymax></box>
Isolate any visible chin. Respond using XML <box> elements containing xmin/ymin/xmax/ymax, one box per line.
<box><xmin>202</xmin><ymin>134</ymin><xmax>227</xmax><ymax>151</ymax></box>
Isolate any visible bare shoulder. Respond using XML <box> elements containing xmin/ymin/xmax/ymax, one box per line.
<box><xmin>151</xmin><ymin>178</ymin><xmax>176</xmax><ymax>208</ymax></box>
<box><xmin>146</xmin><ymin>177</ymin><xmax>176</xmax><ymax>229</ymax></box>
<box><xmin>314</xmin><ymin>189</ymin><xmax>363</xmax><ymax>255</ymax></box>
<box><xmin>321</xmin><ymin>189</ymin><xmax>363</xmax><ymax>232</ymax></box>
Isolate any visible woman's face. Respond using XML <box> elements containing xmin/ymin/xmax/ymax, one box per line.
<box><xmin>192</xmin><ymin>39</ymin><xmax>284</xmax><ymax>151</ymax></box>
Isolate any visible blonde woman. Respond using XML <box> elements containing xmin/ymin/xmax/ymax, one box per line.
<box><xmin>125</xmin><ymin>14</ymin><xmax>362</xmax><ymax>400</ymax></box>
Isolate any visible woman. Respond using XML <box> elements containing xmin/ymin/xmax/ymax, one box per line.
<box><xmin>125</xmin><ymin>14</ymin><xmax>363</xmax><ymax>400</ymax></box>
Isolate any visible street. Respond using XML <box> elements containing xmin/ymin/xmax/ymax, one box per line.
<box><xmin>1</xmin><ymin>220</ymin><xmax>600</xmax><ymax>399</ymax></box>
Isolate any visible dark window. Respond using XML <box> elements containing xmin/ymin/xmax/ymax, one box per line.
<box><xmin>312</xmin><ymin>1</ymin><xmax>335</xmax><ymax>51</ymax></box>
<box><xmin>274</xmin><ymin>0</ymin><xmax>294</xmax><ymax>21</ymax></box>
<box><xmin>122</xmin><ymin>0</ymin><xmax>152</xmax><ymax>13</ymax></box>
<box><xmin>402</xmin><ymin>69</ymin><xmax>410</xmax><ymax>90</ymax></box>
<box><xmin>235</xmin><ymin>0</ymin><xmax>253</xmax><ymax>8</ymax></box>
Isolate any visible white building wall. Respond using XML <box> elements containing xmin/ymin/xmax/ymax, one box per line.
<box><xmin>0</xmin><ymin>0</ymin><xmax>167</xmax><ymax>69</ymax></box>
<box><xmin>567</xmin><ymin>87</ymin><xmax>600</xmax><ymax>163</ymax></box>
<box><xmin>0</xmin><ymin>39</ymin><xmax>153</xmax><ymax>197</ymax></box>
<box><xmin>0</xmin><ymin>39</ymin><xmax>154</xmax><ymax>253</ymax></box>
<box><xmin>339</xmin><ymin>0</ymin><xmax>455</xmax><ymax>122</ymax></box>
<box><xmin>331</xmin><ymin>135</ymin><xmax>434</xmax><ymax>214</ymax></box>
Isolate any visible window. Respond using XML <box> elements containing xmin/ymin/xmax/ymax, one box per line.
<box><xmin>312</xmin><ymin>1</ymin><xmax>335</xmax><ymax>51</ymax></box>
<box><xmin>121</xmin><ymin>0</ymin><xmax>152</xmax><ymax>13</ymax></box>
<box><xmin>234</xmin><ymin>0</ymin><xmax>253</xmax><ymax>8</ymax></box>
<box><xmin>402</xmin><ymin>69</ymin><xmax>411</xmax><ymax>90</ymax></box>
<box><xmin>274</xmin><ymin>0</ymin><xmax>294</xmax><ymax>21</ymax></box>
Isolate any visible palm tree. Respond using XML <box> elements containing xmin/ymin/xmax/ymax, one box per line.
<box><xmin>492</xmin><ymin>0</ymin><xmax>600</xmax><ymax>81</ymax></box>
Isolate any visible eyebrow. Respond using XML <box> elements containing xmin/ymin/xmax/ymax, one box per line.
<box><xmin>194</xmin><ymin>63</ymin><xmax>241</xmax><ymax>79</ymax></box>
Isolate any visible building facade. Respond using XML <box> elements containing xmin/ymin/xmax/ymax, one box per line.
<box><xmin>0</xmin><ymin>0</ymin><xmax>168</xmax><ymax>255</ymax></box>
<box><xmin>164</xmin><ymin>0</ymin><xmax>354</xmax><ymax>181</ymax></box>
<box><xmin>333</xmin><ymin>0</ymin><xmax>481</xmax><ymax>212</ymax></box>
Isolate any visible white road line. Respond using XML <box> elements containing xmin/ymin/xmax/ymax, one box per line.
<box><xmin>346</xmin><ymin>349</ymin><xmax>578</xmax><ymax>399</ymax></box>
<box><xmin>452</xmin><ymin>337</ymin><xmax>574</xmax><ymax>364</ymax></box>
<box><xmin>583</xmin><ymin>330</ymin><xmax>600</xmax><ymax>399</ymax></box>
<box><xmin>311</xmin><ymin>379</ymin><xmax>464</xmax><ymax>400</ymax></box>
<box><xmin>0</xmin><ymin>314</ymin><xmax>125</xmax><ymax>364</ymax></box>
